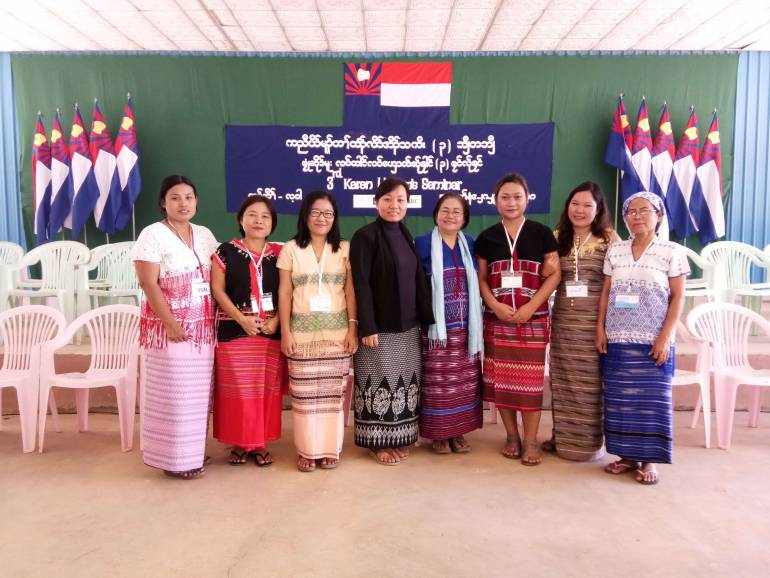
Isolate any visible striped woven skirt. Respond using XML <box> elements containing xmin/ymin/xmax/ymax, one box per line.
<box><xmin>603</xmin><ymin>343</ymin><xmax>674</xmax><ymax>464</ymax></box>
<box><xmin>420</xmin><ymin>328</ymin><xmax>482</xmax><ymax>440</ymax></box>
<box><xmin>287</xmin><ymin>341</ymin><xmax>351</xmax><ymax>460</ymax></box>
<box><xmin>213</xmin><ymin>335</ymin><xmax>284</xmax><ymax>452</ymax></box>
<box><xmin>142</xmin><ymin>341</ymin><xmax>214</xmax><ymax>472</ymax></box>
<box><xmin>482</xmin><ymin>315</ymin><xmax>549</xmax><ymax>412</ymax></box>
<box><xmin>353</xmin><ymin>327</ymin><xmax>421</xmax><ymax>449</ymax></box>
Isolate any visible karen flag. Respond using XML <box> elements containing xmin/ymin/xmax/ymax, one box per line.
<box><xmin>33</xmin><ymin>113</ymin><xmax>53</xmax><ymax>245</ymax></box>
<box><xmin>114</xmin><ymin>96</ymin><xmax>141</xmax><ymax>231</ymax></box>
<box><xmin>69</xmin><ymin>105</ymin><xmax>99</xmax><ymax>238</ymax></box>
<box><xmin>604</xmin><ymin>95</ymin><xmax>638</xmax><ymax>201</ymax></box>
<box><xmin>650</xmin><ymin>104</ymin><xmax>675</xmax><ymax>240</ymax></box>
<box><xmin>344</xmin><ymin>62</ymin><xmax>451</xmax><ymax>129</ymax></box>
<box><xmin>48</xmin><ymin>109</ymin><xmax>73</xmax><ymax>237</ymax></box>
<box><xmin>89</xmin><ymin>100</ymin><xmax>121</xmax><ymax>235</ymax></box>
<box><xmin>693</xmin><ymin>112</ymin><xmax>725</xmax><ymax>244</ymax></box>
<box><xmin>626</xmin><ymin>98</ymin><xmax>652</xmax><ymax>198</ymax></box>
<box><xmin>666</xmin><ymin>108</ymin><xmax>699</xmax><ymax>239</ymax></box>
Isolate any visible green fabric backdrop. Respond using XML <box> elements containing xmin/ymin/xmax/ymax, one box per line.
<box><xmin>12</xmin><ymin>53</ymin><xmax>738</xmax><ymax>247</ymax></box>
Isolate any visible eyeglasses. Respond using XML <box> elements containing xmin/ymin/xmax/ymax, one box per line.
<box><xmin>439</xmin><ymin>209</ymin><xmax>464</xmax><ymax>217</ymax></box>
<box><xmin>625</xmin><ymin>208</ymin><xmax>657</xmax><ymax>218</ymax></box>
<box><xmin>310</xmin><ymin>209</ymin><xmax>335</xmax><ymax>219</ymax></box>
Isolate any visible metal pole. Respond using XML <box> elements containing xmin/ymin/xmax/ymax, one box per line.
<box><xmin>131</xmin><ymin>206</ymin><xmax>136</xmax><ymax>241</ymax></box>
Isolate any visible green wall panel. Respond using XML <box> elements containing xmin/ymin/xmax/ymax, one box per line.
<box><xmin>12</xmin><ymin>53</ymin><xmax>738</xmax><ymax>247</ymax></box>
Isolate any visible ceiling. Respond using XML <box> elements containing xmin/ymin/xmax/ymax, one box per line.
<box><xmin>1</xmin><ymin>0</ymin><xmax>769</xmax><ymax>53</ymax></box>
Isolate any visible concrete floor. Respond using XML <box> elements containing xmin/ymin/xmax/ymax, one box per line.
<box><xmin>1</xmin><ymin>409</ymin><xmax>770</xmax><ymax>578</ymax></box>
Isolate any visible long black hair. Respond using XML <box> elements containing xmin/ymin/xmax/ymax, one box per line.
<box><xmin>555</xmin><ymin>181</ymin><xmax>613</xmax><ymax>257</ymax></box>
<box><xmin>158</xmin><ymin>174</ymin><xmax>196</xmax><ymax>215</ymax></box>
<box><xmin>294</xmin><ymin>190</ymin><xmax>342</xmax><ymax>252</ymax></box>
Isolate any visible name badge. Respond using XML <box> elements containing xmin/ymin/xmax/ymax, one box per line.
<box><xmin>310</xmin><ymin>294</ymin><xmax>332</xmax><ymax>312</ymax></box>
<box><xmin>260</xmin><ymin>292</ymin><xmax>274</xmax><ymax>312</ymax></box>
<box><xmin>615</xmin><ymin>293</ymin><xmax>640</xmax><ymax>308</ymax></box>
<box><xmin>565</xmin><ymin>281</ymin><xmax>588</xmax><ymax>298</ymax></box>
<box><xmin>501</xmin><ymin>271</ymin><xmax>523</xmax><ymax>290</ymax></box>
<box><xmin>191</xmin><ymin>281</ymin><xmax>210</xmax><ymax>298</ymax></box>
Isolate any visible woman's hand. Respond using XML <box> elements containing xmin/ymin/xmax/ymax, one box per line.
<box><xmin>164</xmin><ymin>319</ymin><xmax>188</xmax><ymax>343</ymax></box>
<box><xmin>362</xmin><ymin>334</ymin><xmax>379</xmax><ymax>348</ymax></box>
<box><xmin>650</xmin><ymin>334</ymin><xmax>670</xmax><ymax>366</ymax></box>
<box><xmin>595</xmin><ymin>326</ymin><xmax>608</xmax><ymax>354</ymax></box>
<box><xmin>492</xmin><ymin>302</ymin><xmax>516</xmax><ymax>323</ymax></box>
<box><xmin>260</xmin><ymin>316</ymin><xmax>279</xmax><ymax>336</ymax></box>
<box><xmin>281</xmin><ymin>331</ymin><xmax>297</xmax><ymax>357</ymax></box>
<box><xmin>344</xmin><ymin>325</ymin><xmax>359</xmax><ymax>354</ymax></box>
<box><xmin>511</xmin><ymin>303</ymin><xmax>535</xmax><ymax>324</ymax></box>
<box><xmin>239</xmin><ymin>315</ymin><xmax>262</xmax><ymax>336</ymax></box>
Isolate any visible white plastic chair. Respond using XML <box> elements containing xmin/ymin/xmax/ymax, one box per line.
<box><xmin>77</xmin><ymin>242</ymin><xmax>140</xmax><ymax>314</ymax></box>
<box><xmin>686</xmin><ymin>302</ymin><xmax>770</xmax><ymax>450</ymax></box>
<box><xmin>6</xmin><ymin>241</ymin><xmax>91</xmax><ymax>324</ymax></box>
<box><xmin>0</xmin><ymin>242</ymin><xmax>25</xmax><ymax>313</ymax></box>
<box><xmin>681</xmin><ymin>245</ymin><xmax>717</xmax><ymax>299</ymax></box>
<box><xmin>38</xmin><ymin>304</ymin><xmax>141</xmax><ymax>453</ymax></box>
<box><xmin>672</xmin><ymin>320</ymin><xmax>712</xmax><ymax>448</ymax></box>
<box><xmin>701</xmin><ymin>241</ymin><xmax>770</xmax><ymax>304</ymax></box>
<box><xmin>0</xmin><ymin>306</ymin><xmax>65</xmax><ymax>452</ymax></box>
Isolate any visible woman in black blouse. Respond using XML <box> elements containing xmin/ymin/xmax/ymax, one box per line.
<box><xmin>350</xmin><ymin>177</ymin><xmax>434</xmax><ymax>465</ymax></box>
<box><xmin>210</xmin><ymin>195</ymin><xmax>285</xmax><ymax>467</ymax></box>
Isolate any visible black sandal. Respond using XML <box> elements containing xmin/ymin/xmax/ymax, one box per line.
<box><xmin>254</xmin><ymin>452</ymin><xmax>273</xmax><ymax>467</ymax></box>
<box><xmin>164</xmin><ymin>467</ymin><xmax>205</xmax><ymax>480</ymax></box>
<box><xmin>229</xmin><ymin>448</ymin><xmax>250</xmax><ymax>465</ymax></box>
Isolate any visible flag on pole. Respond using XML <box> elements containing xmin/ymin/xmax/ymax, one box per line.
<box><xmin>48</xmin><ymin>109</ymin><xmax>73</xmax><ymax>237</ymax></box>
<box><xmin>89</xmin><ymin>100</ymin><xmax>121</xmax><ymax>235</ymax></box>
<box><xmin>666</xmin><ymin>108</ymin><xmax>699</xmax><ymax>239</ymax></box>
<box><xmin>627</xmin><ymin>97</ymin><xmax>652</xmax><ymax>196</ymax></box>
<box><xmin>114</xmin><ymin>96</ymin><xmax>141</xmax><ymax>231</ymax></box>
<box><xmin>693</xmin><ymin>111</ymin><xmax>725</xmax><ymax>244</ymax></box>
<box><xmin>604</xmin><ymin>95</ymin><xmax>638</xmax><ymax>202</ymax></box>
<box><xmin>32</xmin><ymin>113</ymin><xmax>53</xmax><ymax>245</ymax></box>
<box><xmin>650</xmin><ymin>103</ymin><xmax>675</xmax><ymax>240</ymax></box>
<box><xmin>69</xmin><ymin>105</ymin><xmax>99</xmax><ymax>239</ymax></box>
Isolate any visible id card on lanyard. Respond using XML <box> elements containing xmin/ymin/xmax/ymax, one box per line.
<box><xmin>566</xmin><ymin>233</ymin><xmax>592</xmax><ymax>298</ymax></box>
<box><xmin>613</xmin><ymin>238</ymin><xmax>655</xmax><ymax>310</ymax></box>
<box><xmin>501</xmin><ymin>220</ymin><xmax>525</xmax><ymax>299</ymax></box>
<box><xmin>309</xmin><ymin>242</ymin><xmax>332</xmax><ymax>312</ymax></box>
<box><xmin>245</xmin><ymin>242</ymin><xmax>274</xmax><ymax>318</ymax></box>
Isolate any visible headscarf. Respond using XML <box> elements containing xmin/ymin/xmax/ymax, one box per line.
<box><xmin>622</xmin><ymin>191</ymin><xmax>665</xmax><ymax>237</ymax></box>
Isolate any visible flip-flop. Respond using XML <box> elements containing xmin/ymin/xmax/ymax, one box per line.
<box><xmin>432</xmin><ymin>440</ymin><xmax>451</xmax><ymax>454</ymax></box>
<box><xmin>393</xmin><ymin>447</ymin><xmax>410</xmax><ymax>461</ymax></box>
<box><xmin>604</xmin><ymin>459</ymin><xmax>638</xmax><ymax>475</ymax></box>
<box><xmin>635</xmin><ymin>467</ymin><xmax>659</xmax><ymax>485</ymax></box>
<box><xmin>318</xmin><ymin>457</ymin><xmax>339</xmax><ymax>470</ymax></box>
<box><xmin>521</xmin><ymin>440</ymin><xmax>542</xmax><ymax>466</ymax></box>
<box><xmin>449</xmin><ymin>436</ymin><xmax>471</xmax><ymax>454</ymax></box>
<box><xmin>254</xmin><ymin>452</ymin><xmax>273</xmax><ymax>467</ymax></box>
<box><xmin>368</xmin><ymin>449</ymin><xmax>400</xmax><ymax>466</ymax></box>
<box><xmin>296</xmin><ymin>456</ymin><xmax>315</xmax><ymax>473</ymax></box>
<box><xmin>501</xmin><ymin>436</ymin><xmax>521</xmax><ymax>459</ymax></box>
<box><xmin>164</xmin><ymin>467</ymin><xmax>205</xmax><ymax>480</ymax></box>
<box><xmin>229</xmin><ymin>449</ymin><xmax>249</xmax><ymax>465</ymax></box>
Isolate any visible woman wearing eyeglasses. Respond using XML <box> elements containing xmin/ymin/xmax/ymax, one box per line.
<box><xmin>277</xmin><ymin>191</ymin><xmax>358</xmax><ymax>473</ymax></box>
<box><xmin>414</xmin><ymin>193</ymin><xmax>483</xmax><ymax>454</ymax></box>
<box><xmin>596</xmin><ymin>192</ymin><xmax>689</xmax><ymax>485</ymax></box>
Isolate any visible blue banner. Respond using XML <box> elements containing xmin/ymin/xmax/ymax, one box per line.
<box><xmin>225</xmin><ymin>122</ymin><xmax>554</xmax><ymax>216</ymax></box>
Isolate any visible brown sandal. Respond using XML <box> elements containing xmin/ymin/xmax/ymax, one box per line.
<box><xmin>501</xmin><ymin>435</ymin><xmax>521</xmax><ymax>459</ymax></box>
<box><xmin>164</xmin><ymin>467</ymin><xmax>205</xmax><ymax>480</ymax></box>
<box><xmin>521</xmin><ymin>440</ymin><xmax>542</xmax><ymax>466</ymax></box>
<box><xmin>297</xmin><ymin>456</ymin><xmax>315</xmax><ymax>472</ymax></box>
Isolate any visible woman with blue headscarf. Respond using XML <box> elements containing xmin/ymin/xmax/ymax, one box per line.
<box><xmin>596</xmin><ymin>192</ymin><xmax>689</xmax><ymax>485</ymax></box>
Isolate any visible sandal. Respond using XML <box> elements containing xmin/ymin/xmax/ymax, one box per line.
<box><xmin>635</xmin><ymin>463</ymin><xmax>659</xmax><ymax>485</ymax></box>
<box><xmin>432</xmin><ymin>440</ymin><xmax>451</xmax><ymax>454</ymax></box>
<box><xmin>229</xmin><ymin>448</ymin><xmax>250</xmax><ymax>465</ymax></box>
<box><xmin>368</xmin><ymin>448</ymin><xmax>400</xmax><ymax>466</ymax></box>
<box><xmin>318</xmin><ymin>457</ymin><xmax>339</xmax><ymax>470</ymax></box>
<box><xmin>449</xmin><ymin>436</ymin><xmax>471</xmax><ymax>453</ymax></box>
<box><xmin>164</xmin><ymin>467</ymin><xmax>205</xmax><ymax>480</ymax></box>
<box><xmin>501</xmin><ymin>435</ymin><xmax>521</xmax><ymax>459</ymax></box>
<box><xmin>604</xmin><ymin>459</ymin><xmax>639</xmax><ymax>475</ymax></box>
<box><xmin>393</xmin><ymin>446</ymin><xmax>410</xmax><ymax>461</ymax></box>
<box><xmin>254</xmin><ymin>452</ymin><xmax>273</xmax><ymax>467</ymax></box>
<box><xmin>540</xmin><ymin>438</ymin><xmax>557</xmax><ymax>453</ymax></box>
<box><xmin>297</xmin><ymin>456</ymin><xmax>316</xmax><ymax>473</ymax></box>
<box><xmin>521</xmin><ymin>440</ymin><xmax>542</xmax><ymax>466</ymax></box>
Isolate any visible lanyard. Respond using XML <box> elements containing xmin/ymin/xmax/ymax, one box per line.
<box><xmin>502</xmin><ymin>219</ymin><xmax>525</xmax><ymax>273</ymax></box>
<box><xmin>573</xmin><ymin>233</ymin><xmax>592</xmax><ymax>282</ymax></box>
<box><xmin>166</xmin><ymin>220</ymin><xmax>205</xmax><ymax>280</ymax></box>
<box><xmin>313</xmin><ymin>242</ymin><xmax>328</xmax><ymax>295</ymax></box>
<box><xmin>241</xmin><ymin>240</ymin><xmax>268</xmax><ymax>317</ymax></box>
<box><xmin>448</xmin><ymin>243</ymin><xmax>463</xmax><ymax>297</ymax></box>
